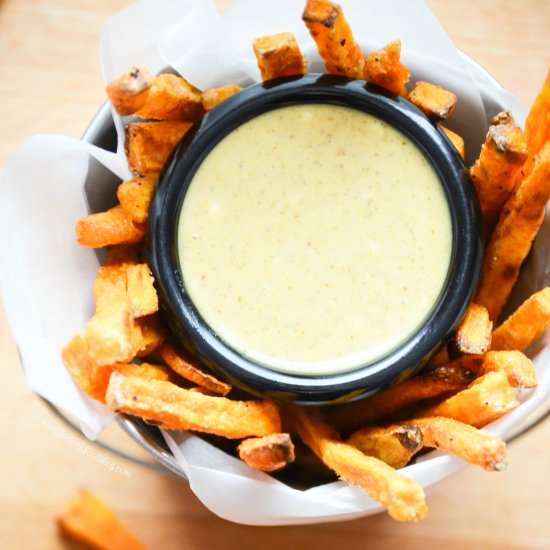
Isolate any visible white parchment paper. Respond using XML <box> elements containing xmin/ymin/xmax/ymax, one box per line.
<box><xmin>0</xmin><ymin>0</ymin><xmax>546</xmax><ymax>525</ymax></box>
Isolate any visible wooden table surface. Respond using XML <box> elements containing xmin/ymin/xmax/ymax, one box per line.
<box><xmin>1</xmin><ymin>1</ymin><xmax>549</xmax><ymax>548</ymax></box>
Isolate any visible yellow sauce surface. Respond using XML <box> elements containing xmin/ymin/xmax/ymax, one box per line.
<box><xmin>178</xmin><ymin>104</ymin><xmax>452</xmax><ymax>375</ymax></box>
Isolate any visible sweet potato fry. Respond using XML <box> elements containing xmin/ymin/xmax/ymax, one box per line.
<box><xmin>291</xmin><ymin>407</ymin><xmax>427</xmax><ymax>522</ymax></box>
<box><xmin>136</xmin><ymin>315</ymin><xmax>167</xmax><ymax>357</ymax></box>
<box><xmin>475</xmin><ymin>143</ymin><xmax>550</xmax><ymax>321</ymax></box>
<box><xmin>106</xmin><ymin>65</ymin><xmax>153</xmax><ymax>116</ymax></box>
<box><xmin>406</xmin><ymin>417</ymin><xmax>506</xmax><ymax>471</ymax></box>
<box><xmin>364</xmin><ymin>40</ymin><xmax>410</xmax><ymax>96</ymax></box>
<box><xmin>329</xmin><ymin>364</ymin><xmax>475</xmax><ymax>432</ymax></box>
<box><xmin>470</xmin><ymin>111</ymin><xmax>528</xmax><ymax>233</ymax></box>
<box><xmin>238</xmin><ymin>433</ymin><xmax>296</xmax><ymax>472</ymax></box>
<box><xmin>76</xmin><ymin>206</ymin><xmax>145</xmax><ymax>248</ymax></box>
<box><xmin>159</xmin><ymin>343</ymin><xmax>231</xmax><ymax>396</ymax></box>
<box><xmin>492</xmin><ymin>287</ymin><xmax>550</xmax><ymax>351</ymax></box>
<box><xmin>202</xmin><ymin>84</ymin><xmax>242</xmax><ymax>111</ymax></box>
<box><xmin>417</xmin><ymin>371</ymin><xmax>519</xmax><ymax>428</ymax></box>
<box><xmin>62</xmin><ymin>335</ymin><xmax>112</xmax><ymax>402</ymax></box>
<box><xmin>475</xmin><ymin>350</ymin><xmax>537</xmax><ymax>389</ymax></box>
<box><xmin>86</xmin><ymin>265</ymin><xmax>142</xmax><ymax>365</ymax></box>
<box><xmin>439</xmin><ymin>125</ymin><xmax>465</xmax><ymax>159</ymax></box>
<box><xmin>408</xmin><ymin>81</ymin><xmax>457</xmax><ymax>121</ymax></box>
<box><xmin>523</xmin><ymin>69</ymin><xmax>550</xmax><ymax>177</ymax></box>
<box><xmin>126</xmin><ymin>263</ymin><xmax>158</xmax><ymax>318</ymax></box>
<box><xmin>302</xmin><ymin>0</ymin><xmax>365</xmax><ymax>79</ymax></box>
<box><xmin>106</xmin><ymin>372</ymin><xmax>281</xmax><ymax>438</ymax></box>
<box><xmin>57</xmin><ymin>490</ymin><xmax>147</xmax><ymax>550</ymax></box>
<box><xmin>455</xmin><ymin>303</ymin><xmax>492</xmax><ymax>354</ymax></box>
<box><xmin>135</xmin><ymin>73</ymin><xmax>204</xmax><ymax>122</ymax></box>
<box><xmin>253</xmin><ymin>32</ymin><xmax>308</xmax><ymax>81</ymax></box>
<box><xmin>113</xmin><ymin>362</ymin><xmax>171</xmax><ymax>382</ymax></box>
<box><xmin>126</xmin><ymin>121</ymin><xmax>192</xmax><ymax>175</ymax></box>
<box><xmin>347</xmin><ymin>424</ymin><xmax>423</xmax><ymax>468</ymax></box>
<box><xmin>117</xmin><ymin>174</ymin><xmax>157</xmax><ymax>224</ymax></box>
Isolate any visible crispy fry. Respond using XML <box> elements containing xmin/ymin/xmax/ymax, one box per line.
<box><xmin>470</xmin><ymin>111</ymin><xmax>528</xmax><ymax>232</ymax></box>
<box><xmin>126</xmin><ymin>121</ymin><xmax>192</xmax><ymax>175</ymax></box>
<box><xmin>135</xmin><ymin>73</ymin><xmax>204</xmax><ymax>122</ymax></box>
<box><xmin>475</xmin><ymin>143</ymin><xmax>550</xmax><ymax>321</ymax></box>
<box><xmin>364</xmin><ymin>40</ymin><xmax>410</xmax><ymax>96</ymax></box>
<box><xmin>302</xmin><ymin>0</ymin><xmax>365</xmax><ymax>79</ymax></box>
<box><xmin>406</xmin><ymin>417</ymin><xmax>506</xmax><ymax>471</ymax></box>
<box><xmin>57</xmin><ymin>490</ymin><xmax>147</xmax><ymax>550</ymax></box>
<box><xmin>455</xmin><ymin>303</ymin><xmax>492</xmax><ymax>354</ymax></box>
<box><xmin>113</xmin><ymin>362</ymin><xmax>171</xmax><ymax>382</ymax></box>
<box><xmin>159</xmin><ymin>343</ymin><xmax>231</xmax><ymax>396</ymax></box>
<box><xmin>76</xmin><ymin>206</ymin><xmax>145</xmax><ymax>248</ymax></box>
<box><xmin>291</xmin><ymin>407</ymin><xmax>427</xmax><ymax>522</ymax></box>
<box><xmin>408</xmin><ymin>81</ymin><xmax>457</xmax><ymax>121</ymax></box>
<box><xmin>106</xmin><ymin>65</ymin><xmax>153</xmax><ymax>116</ymax></box>
<box><xmin>106</xmin><ymin>371</ymin><xmax>281</xmax><ymax>438</ymax></box>
<box><xmin>62</xmin><ymin>335</ymin><xmax>112</xmax><ymax>402</ymax></box>
<box><xmin>136</xmin><ymin>315</ymin><xmax>167</xmax><ymax>357</ymax></box>
<box><xmin>126</xmin><ymin>263</ymin><xmax>158</xmax><ymax>318</ymax></box>
<box><xmin>417</xmin><ymin>371</ymin><xmax>519</xmax><ymax>428</ymax></box>
<box><xmin>253</xmin><ymin>32</ymin><xmax>308</xmax><ymax>81</ymax></box>
<box><xmin>523</xmin><ymin>69</ymin><xmax>550</xmax><ymax>178</ymax></box>
<box><xmin>86</xmin><ymin>265</ymin><xmax>142</xmax><ymax>365</ymax></box>
<box><xmin>202</xmin><ymin>84</ymin><xmax>242</xmax><ymax>111</ymax></box>
<box><xmin>117</xmin><ymin>174</ymin><xmax>157</xmax><ymax>224</ymax></box>
<box><xmin>476</xmin><ymin>350</ymin><xmax>537</xmax><ymax>389</ymax></box>
<box><xmin>439</xmin><ymin>125</ymin><xmax>465</xmax><ymax>159</ymax></box>
<box><xmin>329</xmin><ymin>364</ymin><xmax>475</xmax><ymax>432</ymax></box>
<box><xmin>492</xmin><ymin>287</ymin><xmax>550</xmax><ymax>351</ymax></box>
<box><xmin>347</xmin><ymin>424</ymin><xmax>423</xmax><ymax>469</ymax></box>
<box><xmin>238</xmin><ymin>433</ymin><xmax>296</xmax><ymax>472</ymax></box>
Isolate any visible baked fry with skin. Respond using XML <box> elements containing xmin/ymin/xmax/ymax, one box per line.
<box><xmin>329</xmin><ymin>364</ymin><xmax>475</xmax><ymax>432</ymax></box>
<box><xmin>126</xmin><ymin>263</ymin><xmax>158</xmax><ymax>318</ymax></box>
<box><xmin>364</xmin><ymin>40</ymin><xmax>410</xmax><ymax>96</ymax></box>
<box><xmin>117</xmin><ymin>174</ymin><xmax>157</xmax><ymax>224</ymax></box>
<box><xmin>113</xmin><ymin>362</ymin><xmax>171</xmax><ymax>382</ymax></box>
<box><xmin>347</xmin><ymin>424</ymin><xmax>423</xmax><ymax>468</ymax></box>
<box><xmin>470</xmin><ymin>111</ymin><xmax>528</xmax><ymax>233</ymax></box>
<box><xmin>253</xmin><ymin>32</ymin><xmax>307</xmax><ymax>81</ymax></box>
<box><xmin>492</xmin><ymin>287</ymin><xmax>550</xmax><ymax>351</ymax></box>
<box><xmin>475</xmin><ymin>142</ymin><xmax>550</xmax><ymax>321</ymax></box>
<box><xmin>302</xmin><ymin>0</ymin><xmax>365</xmax><ymax>79</ymax></box>
<box><xmin>202</xmin><ymin>84</ymin><xmax>242</xmax><ymax>111</ymax></box>
<box><xmin>476</xmin><ymin>350</ymin><xmax>537</xmax><ymax>389</ymax></box>
<box><xmin>126</xmin><ymin>121</ymin><xmax>192</xmax><ymax>175</ymax></box>
<box><xmin>76</xmin><ymin>206</ymin><xmax>145</xmax><ymax>248</ymax></box>
<box><xmin>522</xmin><ymin>69</ymin><xmax>550</xmax><ymax>178</ymax></box>
<box><xmin>439</xmin><ymin>125</ymin><xmax>465</xmax><ymax>159</ymax></box>
<box><xmin>291</xmin><ymin>407</ymin><xmax>427</xmax><ymax>522</ymax></box>
<box><xmin>106</xmin><ymin>65</ymin><xmax>153</xmax><ymax>116</ymax></box>
<box><xmin>106</xmin><ymin>371</ymin><xmax>281</xmax><ymax>438</ymax></box>
<box><xmin>408</xmin><ymin>81</ymin><xmax>457</xmax><ymax>121</ymax></box>
<box><xmin>455</xmin><ymin>303</ymin><xmax>492</xmax><ymax>354</ymax></box>
<box><xmin>407</xmin><ymin>417</ymin><xmax>506</xmax><ymax>471</ymax></box>
<box><xmin>238</xmin><ymin>433</ymin><xmax>296</xmax><ymax>472</ymax></box>
<box><xmin>135</xmin><ymin>73</ymin><xmax>204</xmax><ymax>122</ymax></box>
<box><xmin>57</xmin><ymin>490</ymin><xmax>147</xmax><ymax>550</ymax></box>
<box><xmin>136</xmin><ymin>315</ymin><xmax>167</xmax><ymax>357</ymax></box>
<box><xmin>417</xmin><ymin>371</ymin><xmax>519</xmax><ymax>428</ymax></box>
<box><xmin>159</xmin><ymin>343</ymin><xmax>232</xmax><ymax>396</ymax></box>
<box><xmin>62</xmin><ymin>335</ymin><xmax>112</xmax><ymax>402</ymax></box>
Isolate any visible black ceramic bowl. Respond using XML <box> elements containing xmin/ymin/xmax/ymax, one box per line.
<box><xmin>148</xmin><ymin>73</ymin><xmax>482</xmax><ymax>405</ymax></box>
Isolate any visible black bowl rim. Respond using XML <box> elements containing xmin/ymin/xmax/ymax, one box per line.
<box><xmin>148</xmin><ymin>73</ymin><xmax>482</xmax><ymax>404</ymax></box>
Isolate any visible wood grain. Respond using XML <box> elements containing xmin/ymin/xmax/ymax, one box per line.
<box><xmin>1</xmin><ymin>1</ymin><xmax>550</xmax><ymax>548</ymax></box>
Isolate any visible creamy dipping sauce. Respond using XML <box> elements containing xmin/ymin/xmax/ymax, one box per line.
<box><xmin>178</xmin><ymin>104</ymin><xmax>452</xmax><ymax>375</ymax></box>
